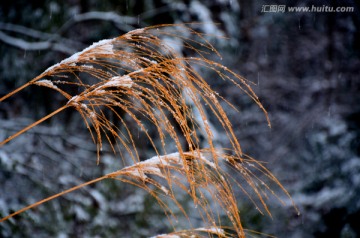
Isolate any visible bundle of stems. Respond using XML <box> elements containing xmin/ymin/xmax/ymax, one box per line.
<box><xmin>0</xmin><ymin>24</ymin><xmax>297</xmax><ymax>237</ymax></box>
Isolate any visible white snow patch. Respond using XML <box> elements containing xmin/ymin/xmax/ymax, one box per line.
<box><xmin>91</xmin><ymin>43</ymin><xmax>114</xmax><ymax>56</ymax></box>
<box><xmin>81</xmin><ymin>64</ymin><xmax>94</xmax><ymax>69</ymax></box>
<box><xmin>195</xmin><ymin>226</ymin><xmax>225</xmax><ymax>235</ymax></box>
<box><xmin>35</xmin><ymin>79</ymin><xmax>58</xmax><ymax>89</ymax></box>
<box><xmin>67</xmin><ymin>96</ymin><xmax>88</xmax><ymax>110</ymax></box>
<box><xmin>93</xmin><ymin>89</ymin><xmax>107</xmax><ymax>95</ymax></box>
<box><xmin>124</xmin><ymin>28</ymin><xmax>145</xmax><ymax>39</ymax></box>
<box><xmin>44</xmin><ymin>38</ymin><xmax>114</xmax><ymax>73</ymax></box>
<box><xmin>83</xmin><ymin>38</ymin><xmax>114</xmax><ymax>55</ymax></box>
<box><xmin>121</xmin><ymin>151</ymin><xmax>217</xmax><ymax>183</ymax></box>
<box><xmin>160</xmin><ymin>186</ymin><xmax>169</xmax><ymax>195</ymax></box>
<box><xmin>89</xmin><ymin>111</ymin><xmax>96</xmax><ymax>119</ymax></box>
<box><xmin>132</xmin><ymin>68</ymin><xmax>144</xmax><ymax>74</ymax></box>
<box><xmin>103</xmin><ymin>75</ymin><xmax>133</xmax><ymax>88</ymax></box>
<box><xmin>150</xmin><ymin>235</ymin><xmax>180</xmax><ymax>238</ymax></box>
<box><xmin>68</xmin><ymin>95</ymin><xmax>80</xmax><ymax>103</ymax></box>
<box><xmin>143</xmin><ymin>152</ymin><xmax>182</xmax><ymax>166</ymax></box>
<box><xmin>140</xmin><ymin>57</ymin><xmax>158</xmax><ymax>65</ymax></box>
<box><xmin>128</xmin><ymin>169</ymin><xmax>148</xmax><ymax>180</ymax></box>
<box><xmin>120</xmin><ymin>153</ymin><xmax>181</xmax><ymax>180</ymax></box>
<box><xmin>81</xmin><ymin>103</ymin><xmax>88</xmax><ymax>109</ymax></box>
<box><xmin>144</xmin><ymin>166</ymin><xmax>162</xmax><ymax>175</ymax></box>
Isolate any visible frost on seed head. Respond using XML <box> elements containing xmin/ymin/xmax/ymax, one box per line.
<box><xmin>87</xmin><ymin>39</ymin><xmax>114</xmax><ymax>54</ymax></box>
<box><xmin>34</xmin><ymin>79</ymin><xmax>58</xmax><ymax>90</ymax></box>
<box><xmin>150</xmin><ymin>234</ymin><xmax>181</xmax><ymax>238</ymax></box>
<box><xmin>195</xmin><ymin>227</ymin><xmax>225</xmax><ymax>235</ymax></box>
<box><xmin>44</xmin><ymin>38</ymin><xmax>115</xmax><ymax>73</ymax></box>
<box><xmin>68</xmin><ymin>95</ymin><xmax>80</xmax><ymax>103</ymax></box>
<box><xmin>124</xmin><ymin>28</ymin><xmax>145</xmax><ymax>39</ymax></box>
<box><xmin>89</xmin><ymin>111</ymin><xmax>96</xmax><ymax>119</ymax></box>
<box><xmin>103</xmin><ymin>75</ymin><xmax>133</xmax><ymax>88</ymax></box>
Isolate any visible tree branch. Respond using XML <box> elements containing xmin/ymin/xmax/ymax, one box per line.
<box><xmin>0</xmin><ymin>30</ymin><xmax>76</xmax><ymax>55</ymax></box>
<box><xmin>0</xmin><ymin>22</ymin><xmax>84</xmax><ymax>48</ymax></box>
<box><xmin>57</xmin><ymin>11</ymin><xmax>138</xmax><ymax>35</ymax></box>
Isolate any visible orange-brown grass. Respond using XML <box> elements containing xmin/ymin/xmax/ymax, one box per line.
<box><xmin>0</xmin><ymin>24</ymin><xmax>297</xmax><ymax>237</ymax></box>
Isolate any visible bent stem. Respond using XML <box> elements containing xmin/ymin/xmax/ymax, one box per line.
<box><xmin>0</xmin><ymin>174</ymin><xmax>111</xmax><ymax>222</ymax></box>
<box><xmin>0</xmin><ymin>76</ymin><xmax>42</xmax><ymax>102</ymax></box>
<box><xmin>0</xmin><ymin>104</ymin><xmax>69</xmax><ymax>146</ymax></box>
<box><xmin>0</xmin><ymin>25</ymin><xmax>297</xmax><ymax>236</ymax></box>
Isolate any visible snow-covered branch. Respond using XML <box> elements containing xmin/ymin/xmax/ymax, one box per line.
<box><xmin>0</xmin><ymin>30</ymin><xmax>76</xmax><ymax>55</ymax></box>
<box><xmin>57</xmin><ymin>11</ymin><xmax>137</xmax><ymax>34</ymax></box>
<box><xmin>0</xmin><ymin>22</ymin><xmax>83</xmax><ymax>47</ymax></box>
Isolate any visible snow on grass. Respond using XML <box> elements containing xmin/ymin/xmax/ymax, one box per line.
<box><xmin>195</xmin><ymin>226</ymin><xmax>225</xmax><ymax>235</ymax></box>
<box><xmin>128</xmin><ymin>169</ymin><xmax>148</xmax><ymax>180</ymax></box>
<box><xmin>44</xmin><ymin>38</ymin><xmax>114</xmax><ymax>73</ymax></box>
<box><xmin>103</xmin><ymin>75</ymin><xmax>133</xmax><ymax>88</ymax></box>
<box><xmin>150</xmin><ymin>235</ymin><xmax>180</xmax><ymax>238</ymax></box>
<box><xmin>122</xmin><ymin>151</ymin><xmax>217</xmax><ymax>180</ymax></box>
<box><xmin>124</xmin><ymin>28</ymin><xmax>145</xmax><ymax>39</ymax></box>
<box><xmin>68</xmin><ymin>95</ymin><xmax>80</xmax><ymax>103</ymax></box>
<box><xmin>120</xmin><ymin>153</ymin><xmax>181</xmax><ymax>180</ymax></box>
<box><xmin>34</xmin><ymin>79</ymin><xmax>58</xmax><ymax>90</ymax></box>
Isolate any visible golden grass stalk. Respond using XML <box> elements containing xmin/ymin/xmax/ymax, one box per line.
<box><xmin>0</xmin><ymin>24</ymin><xmax>297</xmax><ymax>237</ymax></box>
<box><xmin>151</xmin><ymin>226</ymin><xmax>277</xmax><ymax>238</ymax></box>
<box><xmin>0</xmin><ymin>149</ymin><xmax>293</xmax><ymax>237</ymax></box>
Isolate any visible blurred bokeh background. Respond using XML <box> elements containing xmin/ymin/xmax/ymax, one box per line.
<box><xmin>1</xmin><ymin>0</ymin><xmax>359</xmax><ymax>237</ymax></box>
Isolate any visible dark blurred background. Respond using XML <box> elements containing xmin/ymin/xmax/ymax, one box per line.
<box><xmin>0</xmin><ymin>0</ymin><xmax>359</xmax><ymax>237</ymax></box>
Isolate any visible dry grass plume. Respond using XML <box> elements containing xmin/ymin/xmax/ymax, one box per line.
<box><xmin>0</xmin><ymin>24</ymin><xmax>297</xmax><ymax>237</ymax></box>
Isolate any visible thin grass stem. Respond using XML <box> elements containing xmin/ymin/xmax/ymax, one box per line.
<box><xmin>0</xmin><ymin>174</ymin><xmax>109</xmax><ymax>222</ymax></box>
<box><xmin>0</xmin><ymin>76</ymin><xmax>43</xmax><ymax>102</ymax></box>
<box><xmin>0</xmin><ymin>104</ymin><xmax>69</xmax><ymax>146</ymax></box>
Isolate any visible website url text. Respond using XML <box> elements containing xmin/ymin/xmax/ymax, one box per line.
<box><xmin>261</xmin><ymin>5</ymin><xmax>354</xmax><ymax>13</ymax></box>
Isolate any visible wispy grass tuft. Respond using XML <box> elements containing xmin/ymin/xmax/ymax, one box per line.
<box><xmin>0</xmin><ymin>24</ymin><xmax>297</xmax><ymax>237</ymax></box>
